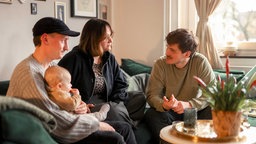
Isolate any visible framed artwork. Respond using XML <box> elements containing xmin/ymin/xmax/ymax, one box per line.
<box><xmin>98</xmin><ymin>3</ymin><xmax>107</xmax><ymax>20</ymax></box>
<box><xmin>31</xmin><ymin>3</ymin><xmax>37</xmax><ymax>15</ymax></box>
<box><xmin>55</xmin><ymin>1</ymin><xmax>66</xmax><ymax>23</ymax></box>
<box><xmin>0</xmin><ymin>0</ymin><xmax>12</xmax><ymax>4</ymax></box>
<box><xmin>71</xmin><ymin>0</ymin><xmax>98</xmax><ymax>18</ymax></box>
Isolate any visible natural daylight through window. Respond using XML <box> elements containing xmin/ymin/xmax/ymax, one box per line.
<box><xmin>210</xmin><ymin>0</ymin><xmax>256</xmax><ymax>56</ymax></box>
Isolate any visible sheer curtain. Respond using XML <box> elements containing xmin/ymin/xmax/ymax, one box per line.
<box><xmin>194</xmin><ymin>0</ymin><xmax>223</xmax><ymax>69</ymax></box>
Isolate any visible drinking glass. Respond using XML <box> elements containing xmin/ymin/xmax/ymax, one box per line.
<box><xmin>183</xmin><ymin>108</ymin><xmax>197</xmax><ymax>133</ymax></box>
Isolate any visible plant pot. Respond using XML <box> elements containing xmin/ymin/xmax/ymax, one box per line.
<box><xmin>211</xmin><ymin>110</ymin><xmax>242</xmax><ymax>138</ymax></box>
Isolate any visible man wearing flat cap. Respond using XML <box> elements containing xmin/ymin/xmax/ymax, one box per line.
<box><xmin>7</xmin><ymin>17</ymin><xmax>134</xmax><ymax>144</ymax></box>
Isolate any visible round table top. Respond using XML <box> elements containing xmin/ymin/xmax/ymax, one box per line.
<box><xmin>160</xmin><ymin>124</ymin><xmax>256</xmax><ymax>144</ymax></box>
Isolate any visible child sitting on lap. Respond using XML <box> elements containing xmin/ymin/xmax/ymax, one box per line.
<box><xmin>44</xmin><ymin>65</ymin><xmax>109</xmax><ymax>121</ymax></box>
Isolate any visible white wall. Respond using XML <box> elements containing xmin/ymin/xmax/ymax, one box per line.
<box><xmin>0</xmin><ymin>0</ymin><xmax>166</xmax><ymax>81</ymax></box>
<box><xmin>0</xmin><ymin>0</ymin><xmax>89</xmax><ymax>81</ymax></box>
<box><xmin>1</xmin><ymin>1</ymin><xmax>254</xmax><ymax>81</ymax></box>
<box><xmin>220</xmin><ymin>58</ymin><xmax>255</xmax><ymax>72</ymax></box>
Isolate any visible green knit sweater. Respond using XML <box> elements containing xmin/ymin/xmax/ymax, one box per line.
<box><xmin>146</xmin><ymin>52</ymin><xmax>216</xmax><ymax>112</ymax></box>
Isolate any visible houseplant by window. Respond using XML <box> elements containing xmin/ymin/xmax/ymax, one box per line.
<box><xmin>194</xmin><ymin>56</ymin><xmax>251</xmax><ymax>138</ymax></box>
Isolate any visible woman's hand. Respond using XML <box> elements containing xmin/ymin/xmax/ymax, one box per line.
<box><xmin>74</xmin><ymin>101</ymin><xmax>94</xmax><ymax>114</ymax></box>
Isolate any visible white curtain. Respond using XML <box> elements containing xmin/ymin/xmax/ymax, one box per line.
<box><xmin>194</xmin><ymin>0</ymin><xmax>223</xmax><ymax>69</ymax></box>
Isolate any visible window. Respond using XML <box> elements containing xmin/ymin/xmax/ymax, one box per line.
<box><xmin>209</xmin><ymin>0</ymin><xmax>256</xmax><ymax>56</ymax></box>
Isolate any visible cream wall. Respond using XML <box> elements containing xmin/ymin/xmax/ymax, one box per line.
<box><xmin>0</xmin><ymin>0</ymin><xmax>87</xmax><ymax>81</ymax></box>
<box><xmin>111</xmin><ymin>0</ymin><xmax>165</xmax><ymax>66</ymax></box>
<box><xmin>1</xmin><ymin>1</ymin><xmax>252</xmax><ymax>81</ymax></box>
<box><xmin>0</xmin><ymin>0</ymin><xmax>167</xmax><ymax>81</ymax></box>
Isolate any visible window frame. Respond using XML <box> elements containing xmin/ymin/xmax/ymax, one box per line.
<box><xmin>172</xmin><ymin>0</ymin><xmax>256</xmax><ymax>57</ymax></box>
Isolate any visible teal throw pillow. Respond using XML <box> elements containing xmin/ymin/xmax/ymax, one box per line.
<box><xmin>120</xmin><ymin>59</ymin><xmax>152</xmax><ymax>76</ymax></box>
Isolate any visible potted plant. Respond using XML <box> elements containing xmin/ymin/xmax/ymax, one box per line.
<box><xmin>193</xmin><ymin>56</ymin><xmax>249</xmax><ymax>138</ymax></box>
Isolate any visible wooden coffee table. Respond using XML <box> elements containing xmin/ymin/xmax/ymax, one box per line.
<box><xmin>160</xmin><ymin>120</ymin><xmax>256</xmax><ymax>144</ymax></box>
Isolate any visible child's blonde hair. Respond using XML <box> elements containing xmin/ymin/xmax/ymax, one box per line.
<box><xmin>44</xmin><ymin>65</ymin><xmax>71</xmax><ymax>88</ymax></box>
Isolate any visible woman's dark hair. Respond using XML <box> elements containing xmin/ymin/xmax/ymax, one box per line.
<box><xmin>165</xmin><ymin>28</ymin><xmax>198</xmax><ymax>55</ymax></box>
<box><xmin>79</xmin><ymin>19</ymin><xmax>113</xmax><ymax>56</ymax></box>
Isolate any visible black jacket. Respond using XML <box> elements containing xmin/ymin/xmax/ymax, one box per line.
<box><xmin>58</xmin><ymin>46</ymin><xmax>129</xmax><ymax>103</ymax></box>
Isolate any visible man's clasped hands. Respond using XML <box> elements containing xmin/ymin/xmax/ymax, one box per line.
<box><xmin>162</xmin><ymin>94</ymin><xmax>192</xmax><ymax>114</ymax></box>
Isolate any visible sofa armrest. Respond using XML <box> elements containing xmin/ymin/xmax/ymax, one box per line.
<box><xmin>0</xmin><ymin>110</ymin><xmax>57</xmax><ymax>144</ymax></box>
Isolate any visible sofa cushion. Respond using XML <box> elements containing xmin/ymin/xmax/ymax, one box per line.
<box><xmin>0</xmin><ymin>97</ymin><xmax>57</xmax><ymax>132</ymax></box>
<box><xmin>213</xmin><ymin>69</ymin><xmax>245</xmax><ymax>82</ymax></box>
<box><xmin>127</xmin><ymin>73</ymin><xmax>150</xmax><ymax>93</ymax></box>
<box><xmin>0</xmin><ymin>110</ymin><xmax>57</xmax><ymax>144</ymax></box>
<box><xmin>120</xmin><ymin>59</ymin><xmax>152</xmax><ymax>76</ymax></box>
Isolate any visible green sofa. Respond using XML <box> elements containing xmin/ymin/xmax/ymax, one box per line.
<box><xmin>0</xmin><ymin>96</ymin><xmax>57</xmax><ymax>143</ymax></box>
<box><xmin>121</xmin><ymin>58</ymin><xmax>256</xmax><ymax>142</ymax></box>
<box><xmin>120</xmin><ymin>58</ymin><xmax>246</xmax><ymax>82</ymax></box>
<box><xmin>0</xmin><ymin>58</ymin><xmax>255</xmax><ymax>144</ymax></box>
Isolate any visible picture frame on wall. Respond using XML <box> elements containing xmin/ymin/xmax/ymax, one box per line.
<box><xmin>71</xmin><ymin>0</ymin><xmax>98</xmax><ymax>18</ymax></box>
<box><xmin>0</xmin><ymin>0</ymin><xmax>12</xmax><ymax>4</ymax></box>
<box><xmin>31</xmin><ymin>3</ymin><xmax>37</xmax><ymax>15</ymax></box>
<box><xmin>99</xmin><ymin>3</ymin><xmax>107</xmax><ymax>21</ymax></box>
<box><xmin>55</xmin><ymin>1</ymin><xmax>66</xmax><ymax>23</ymax></box>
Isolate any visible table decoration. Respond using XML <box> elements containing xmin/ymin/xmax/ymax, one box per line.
<box><xmin>170</xmin><ymin>120</ymin><xmax>246</xmax><ymax>143</ymax></box>
<box><xmin>193</xmin><ymin>56</ymin><xmax>255</xmax><ymax>138</ymax></box>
